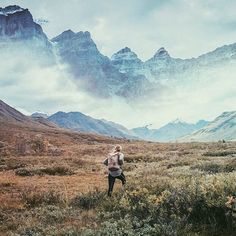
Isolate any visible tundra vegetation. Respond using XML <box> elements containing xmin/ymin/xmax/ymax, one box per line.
<box><xmin>0</xmin><ymin>140</ymin><xmax>236</xmax><ymax>236</ymax></box>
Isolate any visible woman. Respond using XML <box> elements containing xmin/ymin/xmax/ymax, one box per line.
<box><xmin>103</xmin><ymin>145</ymin><xmax>126</xmax><ymax>197</ymax></box>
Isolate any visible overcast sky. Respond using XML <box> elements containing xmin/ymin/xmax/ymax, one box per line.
<box><xmin>2</xmin><ymin>0</ymin><xmax>236</xmax><ymax>60</ymax></box>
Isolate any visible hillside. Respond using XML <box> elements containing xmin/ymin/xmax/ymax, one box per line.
<box><xmin>180</xmin><ymin>111</ymin><xmax>236</xmax><ymax>141</ymax></box>
<box><xmin>0</xmin><ymin>100</ymin><xmax>123</xmax><ymax>157</ymax></box>
<box><xmin>132</xmin><ymin>119</ymin><xmax>209</xmax><ymax>142</ymax></box>
<box><xmin>48</xmin><ymin>111</ymin><xmax>136</xmax><ymax>139</ymax></box>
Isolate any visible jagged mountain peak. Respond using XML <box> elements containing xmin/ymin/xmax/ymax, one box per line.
<box><xmin>116</xmin><ymin>47</ymin><xmax>132</xmax><ymax>54</ymax></box>
<box><xmin>171</xmin><ymin>118</ymin><xmax>186</xmax><ymax>124</ymax></box>
<box><xmin>52</xmin><ymin>29</ymin><xmax>76</xmax><ymax>41</ymax></box>
<box><xmin>0</xmin><ymin>5</ymin><xmax>49</xmax><ymax>44</ymax></box>
<box><xmin>0</xmin><ymin>5</ymin><xmax>25</xmax><ymax>16</ymax></box>
<box><xmin>111</xmin><ymin>46</ymin><xmax>141</xmax><ymax>64</ymax></box>
<box><xmin>52</xmin><ymin>30</ymin><xmax>91</xmax><ymax>42</ymax></box>
<box><xmin>153</xmin><ymin>47</ymin><xmax>170</xmax><ymax>59</ymax></box>
<box><xmin>76</xmin><ymin>31</ymin><xmax>91</xmax><ymax>38</ymax></box>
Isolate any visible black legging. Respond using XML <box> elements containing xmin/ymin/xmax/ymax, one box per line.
<box><xmin>108</xmin><ymin>172</ymin><xmax>126</xmax><ymax>196</ymax></box>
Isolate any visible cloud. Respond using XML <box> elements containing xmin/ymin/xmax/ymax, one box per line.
<box><xmin>1</xmin><ymin>41</ymin><xmax>236</xmax><ymax>130</ymax></box>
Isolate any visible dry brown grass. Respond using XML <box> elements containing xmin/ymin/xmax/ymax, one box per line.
<box><xmin>0</xmin><ymin>125</ymin><xmax>236</xmax><ymax>235</ymax></box>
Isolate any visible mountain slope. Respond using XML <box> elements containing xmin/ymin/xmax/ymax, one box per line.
<box><xmin>0</xmin><ymin>100</ymin><xmax>122</xmax><ymax>156</ymax></box>
<box><xmin>0</xmin><ymin>100</ymin><xmax>56</xmax><ymax>128</ymax></box>
<box><xmin>0</xmin><ymin>5</ymin><xmax>54</xmax><ymax>65</ymax></box>
<box><xmin>0</xmin><ymin>5</ymin><xmax>48</xmax><ymax>43</ymax></box>
<box><xmin>52</xmin><ymin>30</ymin><xmax>149</xmax><ymax>97</ymax></box>
<box><xmin>132</xmin><ymin>119</ymin><xmax>209</xmax><ymax>142</ymax></box>
<box><xmin>48</xmin><ymin>111</ymin><xmax>136</xmax><ymax>139</ymax></box>
<box><xmin>180</xmin><ymin>112</ymin><xmax>236</xmax><ymax>142</ymax></box>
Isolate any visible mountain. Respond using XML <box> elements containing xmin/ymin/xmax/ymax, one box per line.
<box><xmin>48</xmin><ymin>111</ymin><xmax>136</xmax><ymax>139</ymax></box>
<box><xmin>31</xmin><ymin>112</ymin><xmax>49</xmax><ymax>119</ymax></box>
<box><xmin>0</xmin><ymin>99</ymin><xmax>31</xmax><ymax>123</ymax></box>
<box><xmin>112</xmin><ymin>43</ymin><xmax>236</xmax><ymax>85</ymax></box>
<box><xmin>111</xmin><ymin>47</ymin><xmax>143</xmax><ymax>74</ymax></box>
<box><xmin>132</xmin><ymin>119</ymin><xmax>209</xmax><ymax>142</ymax></box>
<box><xmin>52</xmin><ymin>30</ymin><xmax>149</xmax><ymax>97</ymax></box>
<box><xmin>0</xmin><ymin>5</ymin><xmax>54</xmax><ymax>65</ymax></box>
<box><xmin>0</xmin><ymin>100</ymin><xmax>121</xmax><ymax>157</ymax></box>
<box><xmin>0</xmin><ymin>100</ymin><xmax>56</xmax><ymax>128</ymax></box>
<box><xmin>1</xmin><ymin>5</ymin><xmax>236</xmax><ymax>100</ymax></box>
<box><xmin>180</xmin><ymin>112</ymin><xmax>236</xmax><ymax>142</ymax></box>
<box><xmin>0</xmin><ymin>5</ymin><xmax>51</xmax><ymax>47</ymax></box>
<box><xmin>101</xmin><ymin>118</ymin><xmax>136</xmax><ymax>137</ymax></box>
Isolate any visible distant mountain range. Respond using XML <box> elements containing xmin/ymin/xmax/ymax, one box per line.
<box><xmin>1</xmin><ymin>99</ymin><xmax>236</xmax><ymax>142</ymax></box>
<box><xmin>47</xmin><ymin>111</ymin><xmax>136</xmax><ymax>139</ymax></box>
<box><xmin>132</xmin><ymin>119</ymin><xmax>209</xmax><ymax>142</ymax></box>
<box><xmin>35</xmin><ymin>112</ymin><xmax>209</xmax><ymax>142</ymax></box>
<box><xmin>180</xmin><ymin>111</ymin><xmax>236</xmax><ymax>142</ymax></box>
<box><xmin>1</xmin><ymin>5</ymin><xmax>236</xmax><ymax>98</ymax></box>
<box><xmin>0</xmin><ymin>100</ymin><xmax>119</xmax><ymax>154</ymax></box>
<box><xmin>32</xmin><ymin>110</ymin><xmax>236</xmax><ymax>142</ymax></box>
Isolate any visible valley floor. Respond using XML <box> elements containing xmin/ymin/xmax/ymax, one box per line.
<box><xmin>0</xmin><ymin>141</ymin><xmax>236</xmax><ymax>235</ymax></box>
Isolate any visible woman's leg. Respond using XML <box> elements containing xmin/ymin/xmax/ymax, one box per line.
<box><xmin>117</xmin><ymin>172</ymin><xmax>126</xmax><ymax>185</ymax></box>
<box><xmin>108</xmin><ymin>174</ymin><xmax>115</xmax><ymax>197</ymax></box>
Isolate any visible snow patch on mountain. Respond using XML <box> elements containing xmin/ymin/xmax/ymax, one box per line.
<box><xmin>0</xmin><ymin>5</ymin><xmax>24</xmax><ymax>16</ymax></box>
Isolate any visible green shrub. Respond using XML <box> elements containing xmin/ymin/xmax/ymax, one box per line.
<box><xmin>203</xmin><ymin>151</ymin><xmax>236</xmax><ymax>157</ymax></box>
<box><xmin>39</xmin><ymin>166</ymin><xmax>74</xmax><ymax>176</ymax></box>
<box><xmin>192</xmin><ymin>162</ymin><xmax>236</xmax><ymax>174</ymax></box>
<box><xmin>35</xmin><ymin>206</ymin><xmax>66</xmax><ymax>225</ymax></box>
<box><xmin>71</xmin><ymin>190</ymin><xmax>106</xmax><ymax>210</ymax></box>
<box><xmin>15</xmin><ymin>168</ymin><xmax>34</xmax><ymax>176</ymax></box>
<box><xmin>15</xmin><ymin>166</ymin><xmax>74</xmax><ymax>177</ymax></box>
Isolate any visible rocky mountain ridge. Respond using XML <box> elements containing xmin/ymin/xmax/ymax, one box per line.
<box><xmin>1</xmin><ymin>5</ymin><xmax>236</xmax><ymax>98</ymax></box>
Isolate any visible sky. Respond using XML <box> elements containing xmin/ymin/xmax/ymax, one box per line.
<box><xmin>1</xmin><ymin>0</ymin><xmax>236</xmax><ymax>129</ymax></box>
<box><xmin>2</xmin><ymin>0</ymin><xmax>236</xmax><ymax>60</ymax></box>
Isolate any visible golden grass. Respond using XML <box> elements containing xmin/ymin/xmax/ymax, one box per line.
<box><xmin>0</xmin><ymin>139</ymin><xmax>236</xmax><ymax>235</ymax></box>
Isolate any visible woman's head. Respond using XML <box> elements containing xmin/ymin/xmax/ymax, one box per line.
<box><xmin>114</xmin><ymin>145</ymin><xmax>122</xmax><ymax>152</ymax></box>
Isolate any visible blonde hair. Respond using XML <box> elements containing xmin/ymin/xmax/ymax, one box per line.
<box><xmin>114</xmin><ymin>145</ymin><xmax>122</xmax><ymax>152</ymax></box>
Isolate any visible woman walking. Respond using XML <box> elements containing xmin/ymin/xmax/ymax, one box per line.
<box><xmin>103</xmin><ymin>145</ymin><xmax>126</xmax><ymax>197</ymax></box>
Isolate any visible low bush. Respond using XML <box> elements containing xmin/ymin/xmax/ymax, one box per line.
<box><xmin>94</xmin><ymin>174</ymin><xmax>236</xmax><ymax>235</ymax></box>
<box><xmin>21</xmin><ymin>190</ymin><xmax>64</xmax><ymax>208</ymax></box>
<box><xmin>15</xmin><ymin>168</ymin><xmax>34</xmax><ymax>176</ymax></box>
<box><xmin>39</xmin><ymin>166</ymin><xmax>74</xmax><ymax>176</ymax></box>
<box><xmin>71</xmin><ymin>190</ymin><xmax>106</xmax><ymax>210</ymax></box>
<box><xmin>15</xmin><ymin>166</ymin><xmax>74</xmax><ymax>177</ymax></box>
<box><xmin>203</xmin><ymin>151</ymin><xmax>236</xmax><ymax>157</ymax></box>
<box><xmin>192</xmin><ymin>162</ymin><xmax>236</xmax><ymax>174</ymax></box>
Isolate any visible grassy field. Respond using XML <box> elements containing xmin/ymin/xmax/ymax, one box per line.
<box><xmin>0</xmin><ymin>140</ymin><xmax>236</xmax><ymax>236</ymax></box>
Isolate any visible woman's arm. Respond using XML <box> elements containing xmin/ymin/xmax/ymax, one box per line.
<box><xmin>118</xmin><ymin>153</ymin><xmax>124</xmax><ymax>166</ymax></box>
<box><xmin>103</xmin><ymin>158</ymin><xmax>108</xmax><ymax>166</ymax></box>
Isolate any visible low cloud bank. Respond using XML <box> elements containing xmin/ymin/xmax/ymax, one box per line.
<box><xmin>1</xmin><ymin>45</ymin><xmax>236</xmax><ymax>129</ymax></box>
